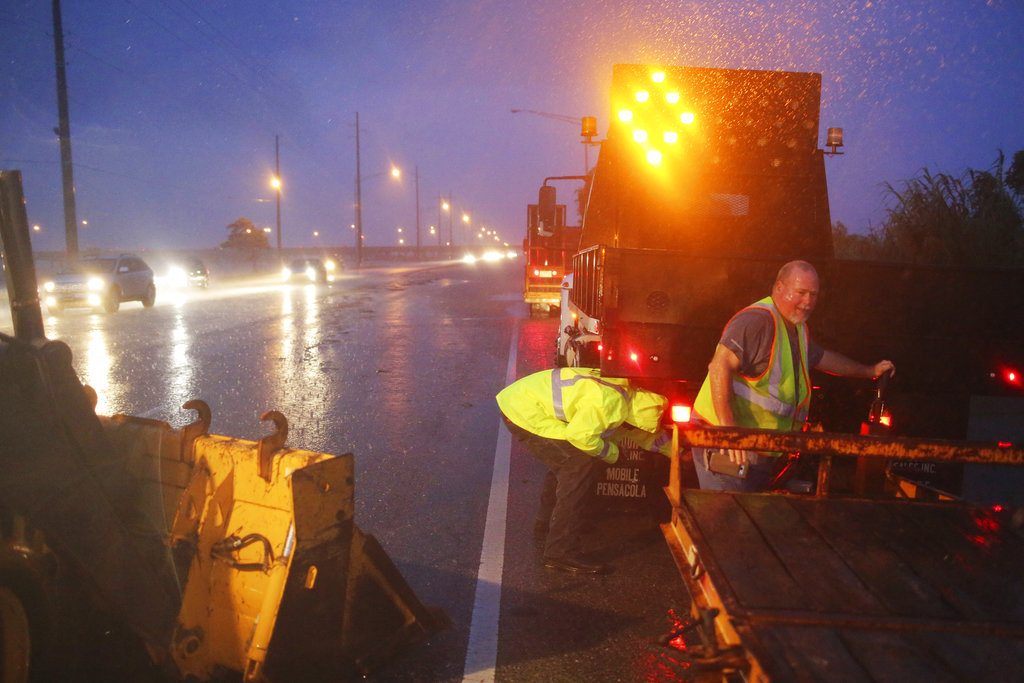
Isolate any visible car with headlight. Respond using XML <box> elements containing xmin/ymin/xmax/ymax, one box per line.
<box><xmin>43</xmin><ymin>254</ymin><xmax>156</xmax><ymax>314</ymax></box>
<box><xmin>163</xmin><ymin>256</ymin><xmax>209</xmax><ymax>289</ymax></box>
<box><xmin>281</xmin><ymin>257</ymin><xmax>337</xmax><ymax>284</ymax></box>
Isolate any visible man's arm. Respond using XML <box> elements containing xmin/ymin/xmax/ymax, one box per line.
<box><xmin>564</xmin><ymin>402</ymin><xmax>621</xmax><ymax>463</ymax></box>
<box><xmin>707</xmin><ymin>344</ymin><xmax>757</xmax><ymax>466</ymax></box>
<box><xmin>708</xmin><ymin>343</ymin><xmax>741</xmax><ymax>427</ymax></box>
<box><xmin>816</xmin><ymin>350</ymin><xmax>895</xmax><ymax>379</ymax></box>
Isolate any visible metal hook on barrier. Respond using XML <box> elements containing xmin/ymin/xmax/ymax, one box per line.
<box><xmin>181</xmin><ymin>399</ymin><xmax>211</xmax><ymax>464</ymax></box>
<box><xmin>257</xmin><ymin>410</ymin><xmax>288</xmax><ymax>481</ymax></box>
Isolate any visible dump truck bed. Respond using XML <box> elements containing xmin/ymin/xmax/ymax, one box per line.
<box><xmin>663</xmin><ymin>489</ymin><xmax>1024</xmax><ymax>682</ymax></box>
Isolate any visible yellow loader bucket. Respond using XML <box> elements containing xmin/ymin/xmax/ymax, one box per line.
<box><xmin>101</xmin><ymin>402</ymin><xmax>447</xmax><ymax>682</ymax></box>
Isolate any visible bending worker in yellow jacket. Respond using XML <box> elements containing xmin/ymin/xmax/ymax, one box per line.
<box><xmin>496</xmin><ymin>367</ymin><xmax>670</xmax><ymax>575</ymax></box>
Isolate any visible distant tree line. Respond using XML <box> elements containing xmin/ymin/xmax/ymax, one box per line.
<box><xmin>833</xmin><ymin>150</ymin><xmax>1024</xmax><ymax>266</ymax></box>
<box><xmin>222</xmin><ymin>217</ymin><xmax>270</xmax><ymax>249</ymax></box>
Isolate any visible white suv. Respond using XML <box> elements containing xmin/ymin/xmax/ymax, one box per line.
<box><xmin>44</xmin><ymin>254</ymin><xmax>156</xmax><ymax>314</ymax></box>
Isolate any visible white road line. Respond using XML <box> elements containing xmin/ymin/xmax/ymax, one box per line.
<box><xmin>461</xmin><ymin>318</ymin><xmax>519</xmax><ymax>682</ymax></box>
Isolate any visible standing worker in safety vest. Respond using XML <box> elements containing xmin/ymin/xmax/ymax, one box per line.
<box><xmin>692</xmin><ymin>260</ymin><xmax>895</xmax><ymax>492</ymax></box>
<box><xmin>497</xmin><ymin>367</ymin><xmax>670</xmax><ymax>575</ymax></box>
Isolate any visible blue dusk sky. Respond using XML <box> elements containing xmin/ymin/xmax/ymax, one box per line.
<box><xmin>3</xmin><ymin>0</ymin><xmax>1023</xmax><ymax>252</ymax></box>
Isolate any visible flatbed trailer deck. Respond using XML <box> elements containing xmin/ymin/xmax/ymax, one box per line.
<box><xmin>661</xmin><ymin>428</ymin><xmax>1024</xmax><ymax>682</ymax></box>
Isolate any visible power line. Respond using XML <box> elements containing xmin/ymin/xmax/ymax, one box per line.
<box><xmin>118</xmin><ymin>0</ymin><xmax>273</xmax><ymax>103</ymax></box>
<box><xmin>172</xmin><ymin>0</ymin><xmax>259</xmax><ymax>73</ymax></box>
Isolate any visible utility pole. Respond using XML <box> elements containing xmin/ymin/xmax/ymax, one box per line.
<box><xmin>355</xmin><ymin>112</ymin><xmax>363</xmax><ymax>268</ymax></box>
<box><xmin>52</xmin><ymin>0</ymin><xmax>79</xmax><ymax>256</ymax></box>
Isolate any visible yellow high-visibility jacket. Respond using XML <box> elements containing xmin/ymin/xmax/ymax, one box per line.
<box><xmin>693</xmin><ymin>297</ymin><xmax>811</xmax><ymax>461</ymax></box>
<box><xmin>496</xmin><ymin>368</ymin><xmax>668</xmax><ymax>464</ymax></box>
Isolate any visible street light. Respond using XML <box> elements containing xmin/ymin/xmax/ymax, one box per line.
<box><xmin>273</xmin><ymin>134</ymin><xmax>281</xmax><ymax>250</ymax></box>
<box><xmin>353</xmin><ymin>112</ymin><xmax>403</xmax><ymax>268</ymax></box>
<box><xmin>414</xmin><ymin>165</ymin><xmax>421</xmax><ymax>260</ymax></box>
<box><xmin>392</xmin><ymin>164</ymin><xmax>422</xmax><ymax>259</ymax></box>
<box><xmin>355</xmin><ymin>166</ymin><xmax>400</xmax><ymax>262</ymax></box>
<box><xmin>510</xmin><ymin>109</ymin><xmax>599</xmax><ymax>174</ymax></box>
<box><xmin>437</xmin><ymin>197</ymin><xmax>446</xmax><ymax>247</ymax></box>
<box><xmin>440</xmin><ymin>197</ymin><xmax>452</xmax><ymax>249</ymax></box>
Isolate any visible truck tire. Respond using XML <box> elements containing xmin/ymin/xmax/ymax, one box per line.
<box><xmin>554</xmin><ymin>337</ymin><xmax>567</xmax><ymax>367</ymax></box>
<box><xmin>575</xmin><ymin>341</ymin><xmax>601</xmax><ymax>368</ymax></box>
<box><xmin>0</xmin><ymin>585</ymin><xmax>31</xmax><ymax>683</ymax></box>
<box><xmin>0</xmin><ymin>550</ymin><xmax>55</xmax><ymax>683</ymax></box>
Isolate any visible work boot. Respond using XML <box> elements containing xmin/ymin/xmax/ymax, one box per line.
<box><xmin>542</xmin><ymin>554</ymin><xmax>610</xmax><ymax>575</ymax></box>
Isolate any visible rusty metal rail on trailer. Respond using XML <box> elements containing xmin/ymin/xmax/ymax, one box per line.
<box><xmin>673</xmin><ymin>425</ymin><xmax>1024</xmax><ymax>465</ymax></box>
<box><xmin>661</xmin><ymin>425</ymin><xmax>1024</xmax><ymax>682</ymax></box>
<box><xmin>674</xmin><ymin>424</ymin><xmax>1024</xmax><ymax>497</ymax></box>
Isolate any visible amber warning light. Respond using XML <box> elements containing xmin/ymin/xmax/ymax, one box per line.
<box><xmin>615</xmin><ymin>68</ymin><xmax>697</xmax><ymax>167</ymax></box>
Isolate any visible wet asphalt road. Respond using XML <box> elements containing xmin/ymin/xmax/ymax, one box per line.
<box><xmin>24</xmin><ymin>258</ymin><xmax>695</xmax><ymax>682</ymax></box>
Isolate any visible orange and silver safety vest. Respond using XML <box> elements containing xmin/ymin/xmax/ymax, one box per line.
<box><xmin>693</xmin><ymin>297</ymin><xmax>811</xmax><ymax>436</ymax></box>
<box><xmin>496</xmin><ymin>367</ymin><xmax>667</xmax><ymax>464</ymax></box>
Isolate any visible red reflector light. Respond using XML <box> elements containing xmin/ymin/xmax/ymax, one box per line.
<box><xmin>671</xmin><ymin>405</ymin><xmax>692</xmax><ymax>423</ymax></box>
<box><xmin>998</xmin><ymin>441</ymin><xmax>1013</xmax><ymax>448</ymax></box>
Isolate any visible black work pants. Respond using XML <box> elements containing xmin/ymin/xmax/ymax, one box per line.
<box><xmin>501</xmin><ymin>416</ymin><xmax>595</xmax><ymax>560</ymax></box>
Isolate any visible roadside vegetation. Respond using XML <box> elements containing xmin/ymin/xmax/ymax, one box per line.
<box><xmin>221</xmin><ymin>217</ymin><xmax>271</xmax><ymax>249</ymax></box>
<box><xmin>834</xmin><ymin>150</ymin><xmax>1024</xmax><ymax>265</ymax></box>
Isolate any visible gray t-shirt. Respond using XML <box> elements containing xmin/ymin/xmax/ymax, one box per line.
<box><xmin>720</xmin><ymin>307</ymin><xmax>824</xmax><ymax>378</ymax></box>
